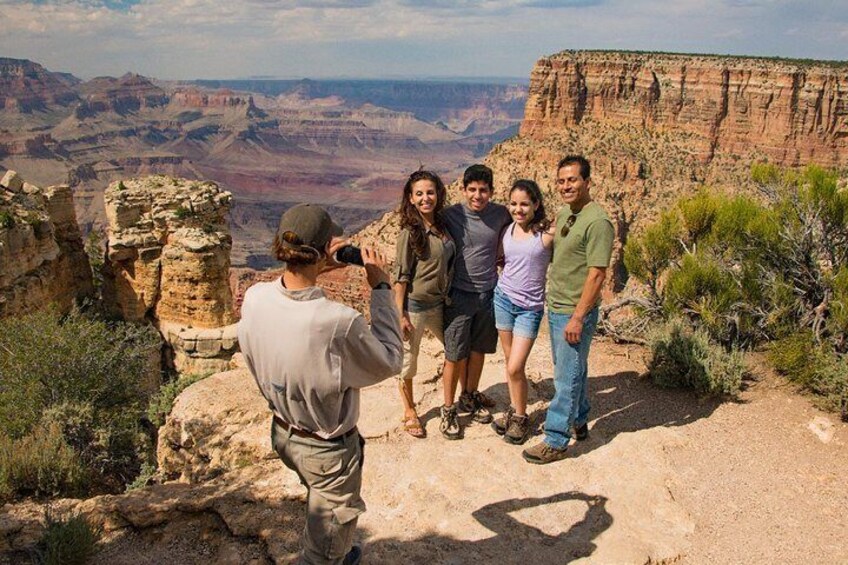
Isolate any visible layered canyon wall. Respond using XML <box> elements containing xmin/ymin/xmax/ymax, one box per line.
<box><xmin>103</xmin><ymin>176</ymin><xmax>237</xmax><ymax>373</ymax></box>
<box><xmin>521</xmin><ymin>51</ymin><xmax>848</xmax><ymax>167</ymax></box>
<box><xmin>0</xmin><ymin>170</ymin><xmax>93</xmax><ymax>318</ymax></box>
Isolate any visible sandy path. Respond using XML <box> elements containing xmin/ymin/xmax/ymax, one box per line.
<box><xmin>2</xmin><ymin>335</ymin><xmax>845</xmax><ymax>564</ymax></box>
<box><xmin>354</xmin><ymin>334</ymin><xmax>848</xmax><ymax>564</ymax></box>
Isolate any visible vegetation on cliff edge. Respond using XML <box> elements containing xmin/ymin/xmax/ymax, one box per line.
<box><xmin>620</xmin><ymin>164</ymin><xmax>848</xmax><ymax>413</ymax></box>
<box><xmin>0</xmin><ymin>307</ymin><xmax>161</xmax><ymax>500</ymax></box>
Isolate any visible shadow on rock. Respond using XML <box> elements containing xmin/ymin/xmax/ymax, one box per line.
<box><xmin>361</xmin><ymin>491</ymin><xmax>611</xmax><ymax>564</ymax></box>
<box><xmin>481</xmin><ymin>369</ymin><xmax>722</xmax><ymax>458</ymax></box>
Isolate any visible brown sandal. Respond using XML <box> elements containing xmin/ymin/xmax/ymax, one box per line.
<box><xmin>402</xmin><ymin>415</ymin><xmax>426</xmax><ymax>439</ymax></box>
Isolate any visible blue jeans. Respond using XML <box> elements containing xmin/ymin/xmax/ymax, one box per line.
<box><xmin>544</xmin><ymin>308</ymin><xmax>599</xmax><ymax>449</ymax></box>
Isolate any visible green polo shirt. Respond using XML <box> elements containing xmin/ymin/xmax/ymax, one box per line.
<box><xmin>547</xmin><ymin>201</ymin><xmax>615</xmax><ymax>314</ymax></box>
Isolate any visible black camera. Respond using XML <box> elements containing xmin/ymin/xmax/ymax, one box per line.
<box><xmin>334</xmin><ymin>245</ymin><xmax>364</xmax><ymax>266</ymax></box>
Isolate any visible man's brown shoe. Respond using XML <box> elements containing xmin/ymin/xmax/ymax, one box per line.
<box><xmin>522</xmin><ymin>441</ymin><xmax>568</xmax><ymax>464</ymax></box>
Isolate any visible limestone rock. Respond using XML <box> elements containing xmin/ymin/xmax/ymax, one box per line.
<box><xmin>103</xmin><ymin>175</ymin><xmax>234</xmax><ymax>328</ymax></box>
<box><xmin>0</xmin><ymin>170</ymin><xmax>23</xmax><ymax>192</ymax></box>
<box><xmin>0</xmin><ymin>174</ymin><xmax>93</xmax><ymax>318</ymax></box>
<box><xmin>156</xmin><ymin>369</ymin><xmax>273</xmax><ymax>483</ymax></box>
<box><xmin>521</xmin><ymin>51</ymin><xmax>848</xmax><ymax>167</ymax></box>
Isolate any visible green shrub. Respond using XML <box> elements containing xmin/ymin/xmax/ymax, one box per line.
<box><xmin>173</xmin><ymin>206</ymin><xmax>193</xmax><ymax>219</ymax></box>
<box><xmin>768</xmin><ymin>332</ymin><xmax>847</xmax><ymax>412</ymax></box>
<box><xmin>0</xmin><ymin>210</ymin><xmax>15</xmax><ymax>229</ymax></box>
<box><xmin>678</xmin><ymin>189</ymin><xmax>719</xmax><ymax>244</ymax></box>
<box><xmin>0</xmin><ymin>307</ymin><xmax>160</xmax><ymax>438</ymax></box>
<box><xmin>37</xmin><ymin>508</ymin><xmax>101</xmax><ymax>565</ymax></box>
<box><xmin>707</xmin><ymin>195</ymin><xmax>780</xmax><ymax>259</ymax></box>
<box><xmin>647</xmin><ymin>319</ymin><xmax>745</xmax><ymax>397</ymax></box>
<box><xmin>147</xmin><ymin>373</ymin><xmax>210</xmax><ymax>428</ymax></box>
<box><xmin>0</xmin><ymin>424</ymin><xmax>87</xmax><ymax>500</ymax></box>
<box><xmin>0</xmin><ymin>307</ymin><xmax>160</xmax><ymax>496</ymax></box>
<box><xmin>829</xmin><ymin>266</ymin><xmax>848</xmax><ymax>342</ymax></box>
<box><xmin>623</xmin><ymin>211</ymin><xmax>682</xmax><ymax>296</ymax></box>
<box><xmin>39</xmin><ymin>402</ymin><xmax>150</xmax><ymax>490</ymax></box>
<box><xmin>665</xmin><ymin>254</ymin><xmax>739</xmax><ymax>322</ymax></box>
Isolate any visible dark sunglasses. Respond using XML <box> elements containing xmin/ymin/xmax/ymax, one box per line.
<box><xmin>560</xmin><ymin>214</ymin><xmax>577</xmax><ymax>237</ymax></box>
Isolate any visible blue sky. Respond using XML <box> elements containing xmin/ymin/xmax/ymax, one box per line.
<box><xmin>1</xmin><ymin>0</ymin><xmax>846</xmax><ymax>80</ymax></box>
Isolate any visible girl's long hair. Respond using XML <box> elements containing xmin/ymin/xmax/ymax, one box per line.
<box><xmin>510</xmin><ymin>179</ymin><xmax>551</xmax><ymax>235</ymax></box>
<box><xmin>398</xmin><ymin>169</ymin><xmax>447</xmax><ymax>259</ymax></box>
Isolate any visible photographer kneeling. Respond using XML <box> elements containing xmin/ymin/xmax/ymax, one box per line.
<box><xmin>238</xmin><ymin>204</ymin><xmax>402</xmax><ymax>565</ymax></box>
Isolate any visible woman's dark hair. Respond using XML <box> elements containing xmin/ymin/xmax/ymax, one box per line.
<box><xmin>399</xmin><ymin>169</ymin><xmax>447</xmax><ymax>259</ymax></box>
<box><xmin>272</xmin><ymin>230</ymin><xmax>323</xmax><ymax>266</ymax></box>
<box><xmin>510</xmin><ymin>179</ymin><xmax>551</xmax><ymax>235</ymax></box>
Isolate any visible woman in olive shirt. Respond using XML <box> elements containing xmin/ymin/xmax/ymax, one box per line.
<box><xmin>394</xmin><ymin>170</ymin><xmax>455</xmax><ymax>438</ymax></box>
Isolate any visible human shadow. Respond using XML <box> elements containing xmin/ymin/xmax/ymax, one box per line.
<box><xmin>361</xmin><ymin>491</ymin><xmax>612</xmax><ymax>564</ymax></box>
<box><xmin>481</xmin><ymin>369</ymin><xmax>723</xmax><ymax>458</ymax></box>
<box><xmin>21</xmin><ymin>471</ymin><xmax>612</xmax><ymax>565</ymax></box>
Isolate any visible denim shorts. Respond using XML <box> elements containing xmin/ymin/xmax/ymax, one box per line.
<box><xmin>493</xmin><ymin>286</ymin><xmax>544</xmax><ymax>339</ymax></box>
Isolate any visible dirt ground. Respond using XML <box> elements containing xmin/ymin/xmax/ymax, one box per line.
<box><xmin>2</xmin><ymin>333</ymin><xmax>846</xmax><ymax>564</ymax></box>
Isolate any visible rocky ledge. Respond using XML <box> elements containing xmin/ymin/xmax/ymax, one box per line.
<box><xmin>0</xmin><ymin>169</ymin><xmax>92</xmax><ymax>318</ymax></box>
<box><xmin>102</xmin><ymin>175</ymin><xmax>237</xmax><ymax>373</ymax></box>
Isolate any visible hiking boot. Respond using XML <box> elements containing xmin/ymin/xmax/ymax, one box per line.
<box><xmin>439</xmin><ymin>405</ymin><xmax>462</xmax><ymax>440</ymax></box>
<box><xmin>574</xmin><ymin>422</ymin><xmax>589</xmax><ymax>441</ymax></box>
<box><xmin>522</xmin><ymin>441</ymin><xmax>569</xmax><ymax>465</ymax></box>
<box><xmin>457</xmin><ymin>391</ymin><xmax>475</xmax><ymax>416</ymax></box>
<box><xmin>504</xmin><ymin>414</ymin><xmax>531</xmax><ymax>445</ymax></box>
<box><xmin>491</xmin><ymin>406</ymin><xmax>515</xmax><ymax>436</ymax></box>
<box><xmin>474</xmin><ymin>390</ymin><xmax>496</xmax><ymax>408</ymax></box>
<box><xmin>343</xmin><ymin>545</ymin><xmax>362</xmax><ymax>565</ymax></box>
<box><xmin>470</xmin><ymin>391</ymin><xmax>493</xmax><ymax>424</ymax></box>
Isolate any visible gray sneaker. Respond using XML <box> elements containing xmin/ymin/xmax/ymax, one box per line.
<box><xmin>439</xmin><ymin>405</ymin><xmax>462</xmax><ymax>440</ymax></box>
<box><xmin>504</xmin><ymin>414</ymin><xmax>531</xmax><ymax>445</ymax></box>
<box><xmin>469</xmin><ymin>391</ymin><xmax>493</xmax><ymax>424</ymax></box>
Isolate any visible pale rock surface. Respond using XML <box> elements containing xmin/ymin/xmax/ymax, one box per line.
<box><xmin>2</xmin><ymin>338</ymin><xmax>847</xmax><ymax>564</ymax></box>
<box><xmin>0</xmin><ymin>170</ymin><xmax>92</xmax><ymax>318</ymax></box>
<box><xmin>102</xmin><ymin>175</ymin><xmax>236</xmax><ymax>373</ymax></box>
<box><xmin>157</xmin><ymin>368</ymin><xmax>273</xmax><ymax>483</ymax></box>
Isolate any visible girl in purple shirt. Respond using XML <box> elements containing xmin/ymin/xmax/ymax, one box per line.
<box><xmin>492</xmin><ymin>180</ymin><xmax>554</xmax><ymax>445</ymax></box>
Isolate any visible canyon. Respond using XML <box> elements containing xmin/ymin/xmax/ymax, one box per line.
<box><xmin>0</xmin><ymin>58</ymin><xmax>526</xmax><ymax>267</ymax></box>
<box><xmin>1</xmin><ymin>49</ymin><xmax>848</xmax><ymax>564</ymax></box>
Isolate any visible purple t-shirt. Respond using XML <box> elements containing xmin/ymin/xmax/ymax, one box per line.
<box><xmin>497</xmin><ymin>223</ymin><xmax>551</xmax><ymax>311</ymax></box>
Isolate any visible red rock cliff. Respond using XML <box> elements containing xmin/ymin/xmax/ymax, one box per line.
<box><xmin>521</xmin><ymin>51</ymin><xmax>848</xmax><ymax>167</ymax></box>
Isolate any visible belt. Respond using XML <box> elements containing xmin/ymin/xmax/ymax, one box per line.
<box><xmin>273</xmin><ymin>415</ymin><xmax>358</xmax><ymax>442</ymax></box>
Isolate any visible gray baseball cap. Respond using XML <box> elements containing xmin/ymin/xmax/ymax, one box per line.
<box><xmin>276</xmin><ymin>203</ymin><xmax>343</xmax><ymax>251</ymax></box>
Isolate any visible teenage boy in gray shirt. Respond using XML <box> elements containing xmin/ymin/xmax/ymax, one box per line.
<box><xmin>439</xmin><ymin>164</ymin><xmax>511</xmax><ymax>439</ymax></box>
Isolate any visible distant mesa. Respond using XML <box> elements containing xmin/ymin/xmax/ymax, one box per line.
<box><xmin>0</xmin><ymin>57</ymin><xmax>80</xmax><ymax>112</ymax></box>
<box><xmin>521</xmin><ymin>50</ymin><xmax>848</xmax><ymax>167</ymax></box>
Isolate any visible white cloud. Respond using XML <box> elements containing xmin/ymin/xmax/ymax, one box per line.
<box><xmin>0</xmin><ymin>0</ymin><xmax>845</xmax><ymax>79</ymax></box>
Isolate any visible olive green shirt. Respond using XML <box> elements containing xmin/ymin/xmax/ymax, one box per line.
<box><xmin>547</xmin><ymin>201</ymin><xmax>615</xmax><ymax>314</ymax></box>
<box><xmin>393</xmin><ymin>227</ymin><xmax>455</xmax><ymax>309</ymax></box>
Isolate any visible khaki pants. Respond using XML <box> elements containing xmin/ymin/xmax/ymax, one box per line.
<box><xmin>272</xmin><ymin>420</ymin><xmax>366</xmax><ymax>564</ymax></box>
<box><xmin>399</xmin><ymin>306</ymin><xmax>444</xmax><ymax>380</ymax></box>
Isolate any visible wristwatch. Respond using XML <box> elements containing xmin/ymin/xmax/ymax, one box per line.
<box><xmin>373</xmin><ymin>282</ymin><xmax>391</xmax><ymax>290</ymax></box>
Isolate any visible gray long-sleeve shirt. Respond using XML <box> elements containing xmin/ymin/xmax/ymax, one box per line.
<box><xmin>238</xmin><ymin>279</ymin><xmax>402</xmax><ymax>439</ymax></box>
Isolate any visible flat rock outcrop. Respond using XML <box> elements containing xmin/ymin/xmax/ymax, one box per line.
<box><xmin>522</xmin><ymin>50</ymin><xmax>848</xmax><ymax>167</ymax></box>
<box><xmin>0</xmin><ymin>169</ymin><xmax>92</xmax><ymax>318</ymax></box>
<box><xmin>3</xmin><ymin>338</ymin><xmax>846</xmax><ymax>564</ymax></box>
<box><xmin>103</xmin><ymin>175</ymin><xmax>236</xmax><ymax>373</ymax></box>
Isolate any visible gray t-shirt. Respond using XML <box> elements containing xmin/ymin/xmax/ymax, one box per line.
<box><xmin>443</xmin><ymin>202</ymin><xmax>511</xmax><ymax>292</ymax></box>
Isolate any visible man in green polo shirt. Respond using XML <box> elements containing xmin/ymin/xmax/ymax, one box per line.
<box><xmin>523</xmin><ymin>155</ymin><xmax>615</xmax><ymax>465</ymax></box>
